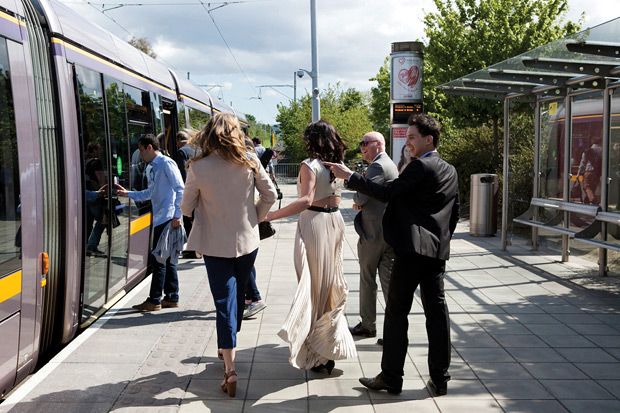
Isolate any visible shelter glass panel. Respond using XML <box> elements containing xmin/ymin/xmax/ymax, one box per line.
<box><xmin>0</xmin><ymin>40</ymin><xmax>20</xmax><ymax>277</ymax></box>
<box><xmin>539</xmin><ymin>99</ymin><xmax>565</xmax><ymax>200</ymax></box>
<box><xmin>570</xmin><ymin>92</ymin><xmax>604</xmax><ymax>206</ymax></box>
<box><xmin>607</xmin><ymin>91</ymin><xmax>620</xmax><ymax>212</ymax></box>
<box><xmin>75</xmin><ymin>65</ymin><xmax>110</xmax><ymax>321</ymax></box>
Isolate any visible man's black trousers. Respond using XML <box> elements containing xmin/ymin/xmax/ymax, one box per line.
<box><xmin>380</xmin><ymin>251</ymin><xmax>451</xmax><ymax>388</ymax></box>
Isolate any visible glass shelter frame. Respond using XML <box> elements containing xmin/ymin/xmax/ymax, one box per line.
<box><xmin>441</xmin><ymin>17</ymin><xmax>620</xmax><ymax>276</ymax></box>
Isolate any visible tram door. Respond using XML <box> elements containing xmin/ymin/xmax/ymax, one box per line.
<box><xmin>75</xmin><ymin>66</ymin><xmax>132</xmax><ymax>322</ymax></box>
<box><xmin>105</xmin><ymin>76</ymin><xmax>130</xmax><ymax>299</ymax></box>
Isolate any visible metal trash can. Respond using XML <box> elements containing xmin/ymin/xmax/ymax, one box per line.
<box><xmin>470</xmin><ymin>173</ymin><xmax>498</xmax><ymax>236</ymax></box>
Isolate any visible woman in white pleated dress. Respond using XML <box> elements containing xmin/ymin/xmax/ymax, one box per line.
<box><xmin>264</xmin><ymin>119</ymin><xmax>357</xmax><ymax>373</ymax></box>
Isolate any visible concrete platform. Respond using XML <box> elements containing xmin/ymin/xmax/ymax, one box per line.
<box><xmin>2</xmin><ymin>183</ymin><xmax>620</xmax><ymax>412</ymax></box>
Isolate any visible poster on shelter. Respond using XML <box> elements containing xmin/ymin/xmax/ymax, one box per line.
<box><xmin>391</xmin><ymin>55</ymin><xmax>423</xmax><ymax>100</ymax></box>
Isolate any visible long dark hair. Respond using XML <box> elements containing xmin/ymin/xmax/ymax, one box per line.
<box><xmin>303</xmin><ymin>119</ymin><xmax>347</xmax><ymax>163</ymax></box>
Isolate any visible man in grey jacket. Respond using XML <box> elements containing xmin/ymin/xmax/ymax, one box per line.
<box><xmin>349</xmin><ymin>132</ymin><xmax>399</xmax><ymax>342</ymax></box>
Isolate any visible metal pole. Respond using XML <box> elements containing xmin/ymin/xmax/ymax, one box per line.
<box><xmin>533</xmin><ymin>98</ymin><xmax>541</xmax><ymax>250</ymax></box>
<box><xmin>562</xmin><ymin>91</ymin><xmax>572</xmax><ymax>262</ymax></box>
<box><xmin>310</xmin><ymin>0</ymin><xmax>320</xmax><ymax>121</ymax></box>
<box><xmin>293</xmin><ymin>72</ymin><xmax>297</xmax><ymax>103</ymax></box>
<box><xmin>501</xmin><ymin>98</ymin><xmax>510</xmax><ymax>250</ymax></box>
<box><xmin>600</xmin><ymin>82</ymin><xmax>612</xmax><ymax>277</ymax></box>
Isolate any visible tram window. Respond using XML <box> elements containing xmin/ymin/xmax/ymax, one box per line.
<box><xmin>177</xmin><ymin>102</ymin><xmax>187</xmax><ymax>130</ymax></box>
<box><xmin>0</xmin><ymin>40</ymin><xmax>21</xmax><ymax>276</ymax></box>
<box><xmin>150</xmin><ymin>92</ymin><xmax>163</xmax><ymax>136</ymax></box>
<box><xmin>128</xmin><ymin>123</ymin><xmax>151</xmax><ymax>217</ymax></box>
<box><xmin>124</xmin><ymin>85</ymin><xmax>151</xmax><ymax>126</ymax></box>
<box><xmin>188</xmin><ymin>107</ymin><xmax>210</xmax><ymax>130</ymax></box>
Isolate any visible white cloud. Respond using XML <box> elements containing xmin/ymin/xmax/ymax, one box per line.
<box><xmin>58</xmin><ymin>0</ymin><xmax>620</xmax><ymax>124</ymax></box>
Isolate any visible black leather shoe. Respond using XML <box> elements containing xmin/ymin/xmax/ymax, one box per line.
<box><xmin>427</xmin><ymin>379</ymin><xmax>447</xmax><ymax>396</ymax></box>
<box><xmin>359</xmin><ymin>374</ymin><xmax>401</xmax><ymax>394</ymax></box>
<box><xmin>349</xmin><ymin>322</ymin><xmax>376</xmax><ymax>338</ymax></box>
<box><xmin>377</xmin><ymin>338</ymin><xmax>383</xmax><ymax>345</ymax></box>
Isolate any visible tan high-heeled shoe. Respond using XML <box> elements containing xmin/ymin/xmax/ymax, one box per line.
<box><xmin>221</xmin><ymin>370</ymin><xmax>237</xmax><ymax>397</ymax></box>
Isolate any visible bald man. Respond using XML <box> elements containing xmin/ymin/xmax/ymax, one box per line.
<box><xmin>349</xmin><ymin>132</ymin><xmax>399</xmax><ymax>341</ymax></box>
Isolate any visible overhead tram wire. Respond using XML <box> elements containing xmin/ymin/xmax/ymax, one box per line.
<box><xmin>199</xmin><ymin>1</ymin><xmax>274</xmax><ymax>119</ymax></box>
<box><xmin>62</xmin><ymin>1</ymin><xmax>275</xmax><ymax>9</ymax></box>
<box><xmin>71</xmin><ymin>0</ymin><xmax>181</xmax><ymax>72</ymax></box>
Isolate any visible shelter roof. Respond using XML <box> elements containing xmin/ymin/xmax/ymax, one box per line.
<box><xmin>441</xmin><ymin>17</ymin><xmax>620</xmax><ymax>100</ymax></box>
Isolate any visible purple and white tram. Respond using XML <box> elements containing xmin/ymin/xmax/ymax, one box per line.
<box><xmin>0</xmin><ymin>0</ymin><xmax>248</xmax><ymax>397</ymax></box>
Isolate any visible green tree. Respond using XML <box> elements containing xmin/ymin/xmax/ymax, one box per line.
<box><xmin>276</xmin><ymin>84</ymin><xmax>373</xmax><ymax>163</ymax></box>
<box><xmin>129</xmin><ymin>37</ymin><xmax>157</xmax><ymax>59</ymax></box>
<box><xmin>424</xmin><ymin>0</ymin><xmax>581</xmax><ymax>167</ymax></box>
<box><xmin>246</xmin><ymin>113</ymin><xmax>272</xmax><ymax>146</ymax></box>
<box><xmin>368</xmin><ymin>57</ymin><xmax>390</xmax><ymax>138</ymax></box>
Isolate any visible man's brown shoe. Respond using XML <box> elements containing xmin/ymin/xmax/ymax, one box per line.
<box><xmin>349</xmin><ymin>322</ymin><xmax>376</xmax><ymax>337</ymax></box>
<box><xmin>162</xmin><ymin>299</ymin><xmax>179</xmax><ymax>308</ymax></box>
<box><xmin>132</xmin><ymin>300</ymin><xmax>161</xmax><ymax>312</ymax></box>
<box><xmin>359</xmin><ymin>373</ymin><xmax>401</xmax><ymax>394</ymax></box>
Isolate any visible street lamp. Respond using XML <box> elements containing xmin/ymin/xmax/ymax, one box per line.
<box><xmin>296</xmin><ymin>0</ymin><xmax>320</xmax><ymax>121</ymax></box>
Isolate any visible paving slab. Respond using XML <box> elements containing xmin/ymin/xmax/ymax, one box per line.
<box><xmin>3</xmin><ymin>182</ymin><xmax>620</xmax><ymax>412</ymax></box>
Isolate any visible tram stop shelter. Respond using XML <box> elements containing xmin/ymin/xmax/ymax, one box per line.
<box><xmin>441</xmin><ymin>17</ymin><xmax>620</xmax><ymax>277</ymax></box>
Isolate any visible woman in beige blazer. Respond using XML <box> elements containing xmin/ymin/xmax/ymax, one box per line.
<box><xmin>181</xmin><ymin>113</ymin><xmax>277</xmax><ymax>397</ymax></box>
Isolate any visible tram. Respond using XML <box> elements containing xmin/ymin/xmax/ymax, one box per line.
<box><xmin>0</xmin><ymin>0</ymin><xmax>248</xmax><ymax>397</ymax></box>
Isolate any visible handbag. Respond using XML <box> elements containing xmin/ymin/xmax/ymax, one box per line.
<box><xmin>272</xmin><ymin>178</ymin><xmax>283</xmax><ymax>200</ymax></box>
<box><xmin>255</xmin><ymin>166</ymin><xmax>279</xmax><ymax>240</ymax></box>
<box><xmin>259</xmin><ymin>221</ymin><xmax>276</xmax><ymax>240</ymax></box>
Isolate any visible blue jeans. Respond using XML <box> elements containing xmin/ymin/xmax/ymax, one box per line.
<box><xmin>86</xmin><ymin>201</ymin><xmax>105</xmax><ymax>251</ymax></box>
<box><xmin>148</xmin><ymin>221</ymin><xmax>179</xmax><ymax>304</ymax></box>
<box><xmin>203</xmin><ymin>249</ymin><xmax>258</xmax><ymax>349</ymax></box>
<box><xmin>245</xmin><ymin>266</ymin><xmax>262</xmax><ymax>302</ymax></box>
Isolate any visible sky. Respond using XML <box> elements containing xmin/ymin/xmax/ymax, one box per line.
<box><xmin>58</xmin><ymin>0</ymin><xmax>620</xmax><ymax>125</ymax></box>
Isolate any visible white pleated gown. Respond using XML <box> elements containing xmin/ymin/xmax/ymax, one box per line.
<box><xmin>278</xmin><ymin>209</ymin><xmax>358</xmax><ymax>369</ymax></box>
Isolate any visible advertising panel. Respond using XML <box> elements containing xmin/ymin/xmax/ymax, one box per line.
<box><xmin>391</xmin><ymin>126</ymin><xmax>408</xmax><ymax>167</ymax></box>
<box><xmin>391</xmin><ymin>54</ymin><xmax>423</xmax><ymax>101</ymax></box>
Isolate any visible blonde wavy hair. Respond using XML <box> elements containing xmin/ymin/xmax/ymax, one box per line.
<box><xmin>188</xmin><ymin>113</ymin><xmax>256</xmax><ymax>174</ymax></box>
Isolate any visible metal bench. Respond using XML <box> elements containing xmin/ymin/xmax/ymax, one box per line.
<box><xmin>513</xmin><ymin>197</ymin><xmax>600</xmax><ymax>236</ymax></box>
<box><xmin>514</xmin><ymin>197</ymin><xmax>620</xmax><ymax>252</ymax></box>
<box><xmin>574</xmin><ymin>211</ymin><xmax>620</xmax><ymax>252</ymax></box>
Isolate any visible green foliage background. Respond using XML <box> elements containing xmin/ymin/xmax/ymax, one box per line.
<box><xmin>276</xmin><ymin>84</ymin><xmax>373</xmax><ymax>163</ymax></box>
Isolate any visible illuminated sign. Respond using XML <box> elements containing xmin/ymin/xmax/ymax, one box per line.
<box><xmin>392</xmin><ymin>102</ymin><xmax>423</xmax><ymax>124</ymax></box>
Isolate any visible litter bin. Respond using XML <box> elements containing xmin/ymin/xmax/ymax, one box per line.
<box><xmin>470</xmin><ymin>173</ymin><xmax>498</xmax><ymax>236</ymax></box>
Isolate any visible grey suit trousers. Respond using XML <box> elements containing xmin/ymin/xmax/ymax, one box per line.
<box><xmin>358</xmin><ymin>229</ymin><xmax>395</xmax><ymax>331</ymax></box>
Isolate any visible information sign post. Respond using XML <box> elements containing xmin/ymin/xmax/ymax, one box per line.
<box><xmin>390</xmin><ymin>41</ymin><xmax>424</xmax><ymax>166</ymax></box>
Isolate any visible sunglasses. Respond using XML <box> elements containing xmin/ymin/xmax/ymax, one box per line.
<box><xmin>359</xmin><ymin>140</ymin><xmax>379</xmax><ymax>148</ymax></box>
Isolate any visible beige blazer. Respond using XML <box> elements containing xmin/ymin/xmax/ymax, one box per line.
<box><xmin>180</xmin><ymin>151</ymin><xmax>277</xmax><ymax>258</ymax></box>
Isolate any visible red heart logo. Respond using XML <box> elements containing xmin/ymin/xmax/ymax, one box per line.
<box><xmin>398</xmin><ymin>57</ymin><xmax>405</xmax><ymax>65</ymax></box>
<box><xmin>398</xmin><ymin>65</ymin><xmax>419</xmax><ymax>87</ymax></box>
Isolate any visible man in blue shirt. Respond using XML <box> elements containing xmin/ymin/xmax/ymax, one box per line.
<box><xmin>116</xmin><ymin>134</ymin><xmax>185</xmax><ymax>311</ymax></box>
